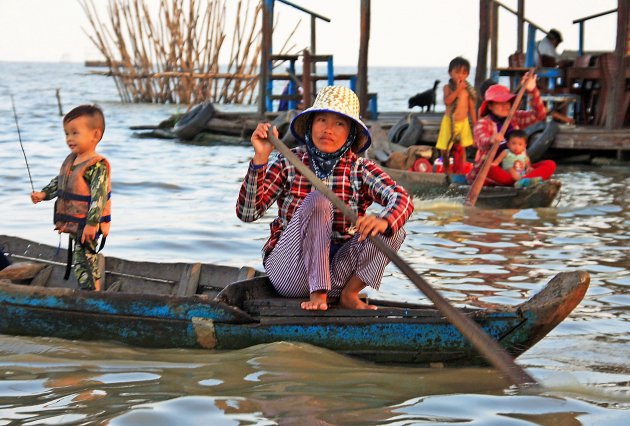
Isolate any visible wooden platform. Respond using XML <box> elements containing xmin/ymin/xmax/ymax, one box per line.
<box><xmin>367</xmin><ymin>112</ymin><xmax>630</xmax><ymax>160</ymax></box>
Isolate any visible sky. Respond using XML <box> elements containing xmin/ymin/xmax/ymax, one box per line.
<box><xmin>0</xmin><ymin>0</ymin><xmax>619</xmax><ymax>67</ymax></box>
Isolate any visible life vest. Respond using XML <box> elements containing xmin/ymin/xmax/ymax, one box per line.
<box><xmin>54</xmin><ymin>154</ymin><xmax>111</xmax><ymax>237</ymax></box>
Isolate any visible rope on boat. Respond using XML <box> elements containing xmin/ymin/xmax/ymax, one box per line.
<box><xmin>7</xmin><ymin>254</ymin><xmax>177</xmax><ymax>284</ymax></box>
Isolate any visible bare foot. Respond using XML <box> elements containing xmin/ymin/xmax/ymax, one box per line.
<box><xmin>340</xmin><ymin>276</ymin><xmax>377</xmax><ymax>310</ymax></box>
<box><xmin>301</xmin><ymin>290</ymin><xmax>328</xmax><ymax>311</ymax></box>
<box><xmin>339</xmin><ymin>292</ymin><xmax>377</xmax><ymax>310</ymax></box>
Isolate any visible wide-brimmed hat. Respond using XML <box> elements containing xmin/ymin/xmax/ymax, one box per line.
<box><xmin>290</xmin><ymin>85</ymin><xmax>371</xmax><ymax>153</ymax></box>
<box><xmin>479</xmin><ymin>84</ymin><xmax>516</xmax><ymax>116</ymax></box>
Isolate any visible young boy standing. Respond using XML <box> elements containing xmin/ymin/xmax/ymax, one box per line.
<box><xmin>31</xmin><ymin>105</ymin><xmax>111</xmax><ymax>291</ymax></box>
<box><xmin>435</xmin><ymin>57</ymin><xmax>477</xmax><ymax>175</ymax></box>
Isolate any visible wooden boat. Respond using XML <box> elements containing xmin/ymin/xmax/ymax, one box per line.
<box><xmin>0</xmin><ymin>235</ymin><xmax>589</xmax><ymax>366</ymax></box>
<box><xmin>368</xmin><ymin>124</ymin><xmax>562</xmax><ymax>209</ymax></box>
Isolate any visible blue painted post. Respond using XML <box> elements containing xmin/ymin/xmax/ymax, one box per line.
<box><xmin>525</xmin><ymin>24</ymin><xmax>537</xmax><ymax>67</ymax></box>
<box><xmin>350</xmin><ymin>75</ymin><xmax>357</xmax><ymax>92</ymax></box>
<box><xmin>578</xmin><ymin>22</ymin><xmax>584</xmax><ymax>56</ymax></box>
<box><xmin>327</xmin><ymin>56</ymin><xmax>334</xmax><ymax>86</ymax></box>
<box><xmin>265</xmin><ymin>0</ymin><xmax>274</xmax><ymax>112</ymax></box>
<box><xmin>288</xmin><ymin>59</ymin><xmax>297</xmax><ymax>110</ymax></box>
<box><xmin>369</xmin><ymin>93</ymin><xmax>378</xmax><ymax>118</ymax></box>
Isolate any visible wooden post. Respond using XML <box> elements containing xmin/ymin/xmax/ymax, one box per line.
<box><xmin>475</xmin><ymin>0</ymin><xmax>491</xmax><ymax>88</ymax></box>
<box><xmin>310</xmin><ymin>15</ymin><xmax>317</xmax><ymax>76</ymax></box>
<box><xmin>258</xmin><ymin>0</ymin><xmax>273</xmax><ymax>115</ymax></box>
<box><xmin>517</xmin><ymin>0</ymin><xmax>525</xmax><ymax>52</ymax></box>
<box><xmin>490</xmin><ymin>1</ymin><xmax>499</xmax><ymax>71</ymax></box>
<box><xmin>357</xmin><ymin>0</ymin><xmax>371</xmax><ymax>118</ymax></box>
<box><xmin>605</xmin><ymin>1</ymin><xmax>629</xmax><ymax>129</ymax></box>
<box><xmin>55</xmin><ymin>89</ymin><xmax>63</xmax><ymax>116</ymax></box>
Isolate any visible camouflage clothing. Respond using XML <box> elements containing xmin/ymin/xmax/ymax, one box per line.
<box><xmin>41</xmin><ymin>160</ymin><xmax>109</xmax><ymax>290</ymax></box>
<box><xmin>72</xmin><ymin>236</ymin><xmax>100</xmax><ymax>290</ymax></box>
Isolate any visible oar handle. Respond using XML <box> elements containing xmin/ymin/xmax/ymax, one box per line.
<box><xmin>465</xmin><ymin>69</ymin><xmax>535</xmax><ymax>207</ymax></box>
<box><xmin>266</xmin><ymin>129</ymin><xmax>539</xmax><ymax>389</ymax></box>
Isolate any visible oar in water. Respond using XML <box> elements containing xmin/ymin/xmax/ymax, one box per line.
<box><xmin>465</xmin><ymin>69</ymin><xmax>534</xmax><ymax>207</ymax></box>
<box><xmin>266</xmin><ymin>129</ymin><xmax>539</xmax><ymax>389</ymax></box>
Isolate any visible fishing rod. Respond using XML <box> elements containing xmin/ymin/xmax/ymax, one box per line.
<box><xmin>10</xmin><ymin>94</ymin><xmax>35</xmax><ymax>192</ymax></box>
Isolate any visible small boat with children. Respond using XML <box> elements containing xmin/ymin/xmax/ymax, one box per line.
<box><xmin>368</xmin><ymin>124</ymin><xmax>561</xmax><ymax>209</ymax></box>
<box><xmin>0</xmin><ymin>234</ymin><xmax>589</xmax><ymax>366</ymax></box>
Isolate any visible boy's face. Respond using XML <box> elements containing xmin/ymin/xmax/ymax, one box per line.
<box><xmin>507</xmin><ymin>136</ymin><xmax>527</xmax><ymax>155</ymax></box>
<box><xmin>63</xmin><ymin>116</ymin><xmax>101</xmax><ymax>156</ymax></box>
<box><xmin>449</xmin><ymin>66</ymin><xmax>469</xmax><ymax>83</ymax></box>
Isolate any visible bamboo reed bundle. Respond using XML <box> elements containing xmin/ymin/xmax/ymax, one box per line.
<box><xmin>80</xmin><ymin>0</ymin><xmax>296</xmax><ymax>105</ymax></box>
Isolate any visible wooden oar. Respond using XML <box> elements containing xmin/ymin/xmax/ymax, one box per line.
<box><xmin>465</xmin><ymin>70</ymin><xmax>534</xmax><ymax>207</ymax></box>
<box><xmin>266</xmin><ymin>130</ymin><xmax>539</xmax><ymax>389</ymax></box>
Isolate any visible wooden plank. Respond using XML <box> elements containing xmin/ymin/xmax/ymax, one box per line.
<box><xmin>554</xmin><ymin>129</ymin><xmax>630</xmax><ymax>150</ymax></box>
<box><xmin>31</xmin><ymin>265</ymin><xmax>53</xmax><ymax>287</ymax></box>
<box><xmin>236</xmin><ymin>266</ymin><xmax>257</xmax><ymax>281</ymax></box>
<box><xmin>97</xmin><ymin>254</ymin><xmax>105</xmax><ymax>291</ymax></box>
<box><xmin>176</xmin><ymin>263</ymin><xmax>202</xmax><ymax>297</ymax></box>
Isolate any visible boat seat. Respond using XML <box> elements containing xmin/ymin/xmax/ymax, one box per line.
<box><xmin>175</xmin><ymin>262</ymin><xmax>202</xmax><ymax>297</ymax></box>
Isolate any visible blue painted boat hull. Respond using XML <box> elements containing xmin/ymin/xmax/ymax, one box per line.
<box><xmin>0</xmin><ymin>235</ymin><xmax>589</xmax><ymax>366</ymax></box>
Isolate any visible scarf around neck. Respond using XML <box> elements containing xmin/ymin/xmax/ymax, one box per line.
<box><xmin>487</xmin><ymin>112</ymin><xmax>515</xmax><ymax>141</ymax></box>
<box><xmin>304</xmin><ymin>116</ymin><xmax>357</xmax><ymax>179</ymax></box>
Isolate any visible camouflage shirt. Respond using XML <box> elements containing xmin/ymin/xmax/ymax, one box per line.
<box><xmin>41</xmin><ymin>160</ymin><xmax>109</xmax><ymax>226</ymax></box>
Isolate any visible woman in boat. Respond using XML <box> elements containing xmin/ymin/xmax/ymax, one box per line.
<box><xmin>467</xmin><ymin>74</ymin><xmax>557</xmax><ymax>187</ymax></box>
<box><xmin>236</xmin><ymin>85</ymin><xmax>414</xmax><ymax>311</ymax></box>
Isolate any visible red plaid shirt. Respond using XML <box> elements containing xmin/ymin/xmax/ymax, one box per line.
<box><xmin>236</xmin><ymin>146</ymin><xmax>414</xmax><ymax>258</ymax></box>
<box><xmin>467</xmin><ymin>88</ymin><xmax>547</xmax><ymax>183</ymax></box>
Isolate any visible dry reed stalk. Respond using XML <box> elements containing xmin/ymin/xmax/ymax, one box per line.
<box><xmin>82</xmin><ymin>0</ymin><xmax>296</xmax><ymax>105</ymax></box>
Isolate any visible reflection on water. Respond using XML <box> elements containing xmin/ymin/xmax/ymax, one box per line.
<box><xmin>0</xmin><ymin>62</ymin><xmax>629</xmax><ymax>424</ymax></box>
<box><xmin>0</xmin><ymin>336</ymin><xmax>627</xmax><ymax>425</ymax></box>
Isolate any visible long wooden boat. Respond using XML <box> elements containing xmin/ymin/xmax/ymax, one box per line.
<box><xmin>0</xmin><ymin>235</ymin><xmax>589</xmax><ymax>366</ymax></box>
<box><xmin>368</xmin><ymin>124</ymin><xmax>562</xmax><ymax>209</ymax></box>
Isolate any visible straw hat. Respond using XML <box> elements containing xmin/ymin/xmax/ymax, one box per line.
<box><xmin>290</xmin><ymin>85</ymin><xmax>371</xmax><ymax>153</ymax></box>
<box><xmin>479</xmin><ymin>84</ymin><xmax>516</xmax><ymax>116</ymax></box>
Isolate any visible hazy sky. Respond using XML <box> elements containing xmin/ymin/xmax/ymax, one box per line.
<box><xmin>0</xmin><ymin>0</ymin><xmax>619</xmax><ymax>67</ymax></box>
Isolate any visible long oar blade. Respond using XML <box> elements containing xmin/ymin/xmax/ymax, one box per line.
<box><xmin>267</xmin><ymin>130</ymin><xmax>538</xmax><ymax>389</ymax></box>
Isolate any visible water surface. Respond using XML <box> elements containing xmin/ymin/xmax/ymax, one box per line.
<box><xmin>0</xmin><ymin>62</ymin><xmax>628</xmax><ymax>424</ymax></box>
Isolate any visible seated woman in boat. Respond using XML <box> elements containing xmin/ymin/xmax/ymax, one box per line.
<box><xmin>236</xmin><ymin>85</ymin><xmax>414</xmax><ymax>311</ymax></box>
<box><xmin>467</xmin><ymin>74</ymin><xmax>556</xmax><ymax>187</ymax></box>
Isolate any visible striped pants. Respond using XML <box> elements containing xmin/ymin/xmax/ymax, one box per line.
<box><xmin>264</xmin><ymin>191</ymin><xmax>406</xmax><ymax>298</ymax></box>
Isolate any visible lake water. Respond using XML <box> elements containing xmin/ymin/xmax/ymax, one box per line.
<box><xmin>0</xmin><ymin>62</ymin><xmax>628</xmax><ymax>425</ymax></box>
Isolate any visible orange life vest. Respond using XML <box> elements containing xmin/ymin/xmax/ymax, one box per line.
<box><xmin>54</xmin><ymin>154</ymin><xmax>111</xmax><ymax>237</ymax></box>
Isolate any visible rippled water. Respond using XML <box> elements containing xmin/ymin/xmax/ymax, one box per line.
<box><xmin>0</xmin><ymin>62</ymin><xmax>629</xmax><ymax>424</ymax></box>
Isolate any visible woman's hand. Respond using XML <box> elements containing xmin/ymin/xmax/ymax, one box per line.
<box><xmin>251</xmin><ymin>122</ymin><xmax>278</xmax><ymax>165</ymax></box>
<box><xmin>355</xmin><ymin>215</ymin><xmax>389</xmax><ymax>241</ymax></box>
<box><xmin>522</xmin><ymin>72</ymin><xmax>538</xmax><ymax>92</ymax></box>
<box><xmin>492</xmin><ymin>132</ymin><xmax>505</xmax><ymax>144</ymax></box>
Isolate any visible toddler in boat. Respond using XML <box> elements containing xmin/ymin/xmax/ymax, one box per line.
<box><xmin>492</xmin><ymin>129</ymin><xmax>541</xmax><ymax>188</ymax></box>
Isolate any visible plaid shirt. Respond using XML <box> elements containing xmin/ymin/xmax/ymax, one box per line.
<box><xmin>468</xmin><ymin>88</ymin><xmax>547</xmax><ymax>183</ymax></box>
<box><xmin>236</xmin><ymin>146</ymin><xmax>414</xmax><ymax>258</ymax></box>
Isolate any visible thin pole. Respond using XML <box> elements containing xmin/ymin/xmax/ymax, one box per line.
<box><xmin>55</xmin><ymin>89</ymin><xmax>63</xmax><ymax>116</ymax></box>
<box><xmin>10</xmin><ymin>95</ymin><xmax>35</xmax><ymax>192</ymax></box>
<box><xmin>266</xmin><ymin>130</ymin><xmax>539</xmax><ymax>389</ymax></box>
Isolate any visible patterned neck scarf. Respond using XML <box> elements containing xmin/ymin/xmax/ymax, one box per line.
<box><xmin>487</xmin><ymin>112</ymin><xmax>515</xmax><ymax>140</ymax></box>
<box><xmin>304</xmin><ymin>116</ymin><xmax>357</xmax><ymax>179</ymax></box>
